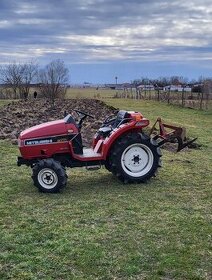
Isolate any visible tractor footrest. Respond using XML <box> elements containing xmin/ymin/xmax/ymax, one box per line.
<box><xmin>82</xmin><ymin>148</ymin><xmax>102</xmax><ymax>158</ymax></box>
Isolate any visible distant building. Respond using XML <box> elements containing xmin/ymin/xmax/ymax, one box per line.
<box><xmin>105</xmin><ymin>84</ymin><xmax>124</xmax><ymax>90</ymax></box>
<box><xmin>163</xmin><ymin>85</ymin><xmax>191</xmax><ymax>92</ymax></box>
<box><xmin>137</xmin><ymin>84</ymin><xmax>155</xmax><ymax>91</ymax></box>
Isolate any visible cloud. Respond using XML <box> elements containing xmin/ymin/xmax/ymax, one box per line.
<box><xmin>0</xmin><ymin>0</ymin><xmax>211</xmax><ymax>68</ymax></box>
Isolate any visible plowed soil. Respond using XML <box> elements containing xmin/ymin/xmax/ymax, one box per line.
<box><xmin>0</xmin><ymin>99</ymin><xmax>117</xmax><ymax>146</ymax></box>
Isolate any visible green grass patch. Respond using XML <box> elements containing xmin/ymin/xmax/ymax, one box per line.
<box><xmin>0</xmin><ymin>99</ymin><xmax>211</xmax><ymax>279</ymax></box>
<box><xmin>66</xmin><ymin>87</ymin><xmax>115</xmax><ymax>99</ymax></box>
<box><xmin>0</xmin><ymin>100</ymin><xmax>14</xmax><ymax>107</ymax></box>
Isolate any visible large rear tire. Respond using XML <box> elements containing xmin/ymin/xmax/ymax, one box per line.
<box><xmin>110</xmin><ymin>133</ymin><xmax>162</xmax><ymax>183</ymax></box>
<box><xmin>32</xmin><ymin>159</ymin><xmax>67</xmax><ymax>193</ymax></box>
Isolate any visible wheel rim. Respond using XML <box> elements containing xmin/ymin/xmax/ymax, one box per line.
<box><xmin>37</xmin><ymin>168</ymin><xmax>58</xmax><ymax>189</ymax></box>
<box><xmin>121</xmin><ymin>143</ymin><xmax>154</xmax><ymax>177</ymax></box>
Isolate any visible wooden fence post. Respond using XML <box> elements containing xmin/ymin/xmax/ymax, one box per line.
<box><xmin>167</xmin><ymin>88</ymin><xmax>170</xmax><ymax>104</ymax></box>
<box><xmin>182</xmin><ymin>87</ymin><xmax>185</xmax><ymax>107</ymax></box>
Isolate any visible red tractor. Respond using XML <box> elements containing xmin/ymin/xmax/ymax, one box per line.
<box><xmin>17</xmin><ymin>109</ymin><xmax>196</xmax><ymax>193</ymax></box>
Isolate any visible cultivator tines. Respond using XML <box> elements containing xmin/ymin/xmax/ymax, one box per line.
<box><xmin>150</xmin><ymin>117</ymin><xmax>197</xmax><ymax>152</ymax></box>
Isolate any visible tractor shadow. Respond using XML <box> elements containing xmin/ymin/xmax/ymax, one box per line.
<box><xmin>63</xmin><ymin>168</ymin><xmax>159</xmax><ymax>195</ymax></box>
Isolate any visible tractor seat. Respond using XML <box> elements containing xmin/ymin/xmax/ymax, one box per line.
<box><xmin>98</xmin><ymin>110</ymin><xmax>131</xmax><ymax>137</ymax></box>
<box><xmin>112</xmin><ymin>110</ymin><xmax>131</xmax><ymax>129</ymax></box>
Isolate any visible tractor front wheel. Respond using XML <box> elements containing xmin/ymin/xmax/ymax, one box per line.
<box><xmin>32</xmin><ymin>159</ymin><xmax>67</xmax><ymax>193</ymax></box>
<box><xmin>110</xmin><ymin>133</ymin><xmax>162</xmax><ymax>183</ymax></box>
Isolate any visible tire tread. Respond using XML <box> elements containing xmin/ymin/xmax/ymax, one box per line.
<box><xmin>109</xmin><ymin>132</ymin><xmax>162</xmax><ymax>183</ymax></box>
<box><xmin>32</xmin><ymin>158</ymin><xmax>67</xmax><ymax>193</ymax></box>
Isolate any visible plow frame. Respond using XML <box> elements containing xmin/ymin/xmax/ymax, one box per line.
<box><xmin>150</xmin><ymin>117</ymin><xmax>197</xmax><ymax>152</ymax></box>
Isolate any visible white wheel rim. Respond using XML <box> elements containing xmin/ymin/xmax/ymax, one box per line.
<box><xmin>37</xmin><ymin>168</ymin><xmax>58</xmax><ymax>189</ymax></box>
<box><xmin>121</xmin><ymin>143</ymin><xmax>154</xmax><ymax>177</ymax></box>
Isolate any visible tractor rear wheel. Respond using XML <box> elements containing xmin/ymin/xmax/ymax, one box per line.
<box><xmin>32</xmin><ymin>159</ymin><xmax>67</xmax><ymax>193</ymax></box>
<box><xmin>110</xmin><ymin>133</ymin><xmax>162</xmax><ymax>183</ymax></box>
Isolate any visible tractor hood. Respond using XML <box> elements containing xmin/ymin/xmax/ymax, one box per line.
<box><xmin>19</xmin><ymin>119</ymin><xmax>67</xmax><ymax>140</ymax></box>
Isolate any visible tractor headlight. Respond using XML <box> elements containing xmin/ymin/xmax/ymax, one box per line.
<box><xmin>18</xmin><ymin>138</ymin><xmax>24</xmax><ymax>147</ymax></box>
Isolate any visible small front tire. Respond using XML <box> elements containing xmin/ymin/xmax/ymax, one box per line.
<box><xmin>32</xmin><ymin>159</ymin><xmax>67</xmax><ymax>193</ymax></box>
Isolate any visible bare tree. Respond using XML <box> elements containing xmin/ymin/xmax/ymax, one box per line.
<box><xmin>0</xmin><ymin>62</ymin><xmax>22</xmax><ymax>98</ymax></box>
<box><xmin>19</xmin><ymin>61</ymin><xmax>38</xmax><ymax>99</ymax></box>
<box><xmin>0</xmin><ymin>61</ymin><xmax>38</xmax><ymax>99</ymax></box>
<box><xmin>38</xmin><ymin>59</ymin><xmax>69</xmax><ymax>105</ymax></box>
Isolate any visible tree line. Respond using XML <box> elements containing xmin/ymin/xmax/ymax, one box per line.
<box><xmin>0</xmin><ymin>59</ymin><xmax>69</xmax><ymax>105</ymax></box>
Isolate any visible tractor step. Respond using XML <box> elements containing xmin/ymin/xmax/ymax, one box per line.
<box><xmin>86</xmin><ymin>165</ymin><xmax>101</xmax><ymax>171</ymax></box>
<box><xmin>81</xmin><ymin>148</ymin><xmax>102</xmax><ymax>158</ymax></box>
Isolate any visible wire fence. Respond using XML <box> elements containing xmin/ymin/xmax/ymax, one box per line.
<box><xmin>113</xmin><ymin>88</ymin><xmax>212</xmax><ymax>110</ymax></box>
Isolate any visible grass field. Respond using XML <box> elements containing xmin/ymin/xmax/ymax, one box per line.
<box><xmin>66</xmin><ymin>87</ymin><xmax>115</xmax><ymax>99</ymax></box>
<box><xmin>65</xmin><ymin>87</ymin><xmax>212</xmax><ymax>109</ymax></box>
<box><xmin>0</xmin><ymin>95</ymin><xmax>211</xmax><ymax>279</ymax></box>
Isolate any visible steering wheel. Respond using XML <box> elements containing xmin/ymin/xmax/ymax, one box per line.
<box><xmin>73</xmin><ymin>109</ymin><xmax>94</xmax><ymax>131</ymax></box>
<box><xmin>74</xmin><ymin>109</ymin><xmax>94</xmax><ymax>119</ymax></box>
<box><xmin>101</xmin><ymin>114</ymin><xmax>116</xmax><ymax>127</ymax></box>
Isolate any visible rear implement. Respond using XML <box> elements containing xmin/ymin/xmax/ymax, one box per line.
<box><xmin>149</xmin><ymin>117</ymin><xmax>197</xmax><ymax>152</ymax></box>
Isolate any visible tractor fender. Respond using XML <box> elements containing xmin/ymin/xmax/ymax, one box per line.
<box><xmin>102</xmin><ymin>125</ymin><xmax>142</xmax><ymax>160</ymax></box>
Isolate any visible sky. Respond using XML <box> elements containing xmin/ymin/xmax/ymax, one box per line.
<box><xmin>0</xmin><ymin>0</ymin><xmax>211</xmax><ymax>84</ymax></box>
